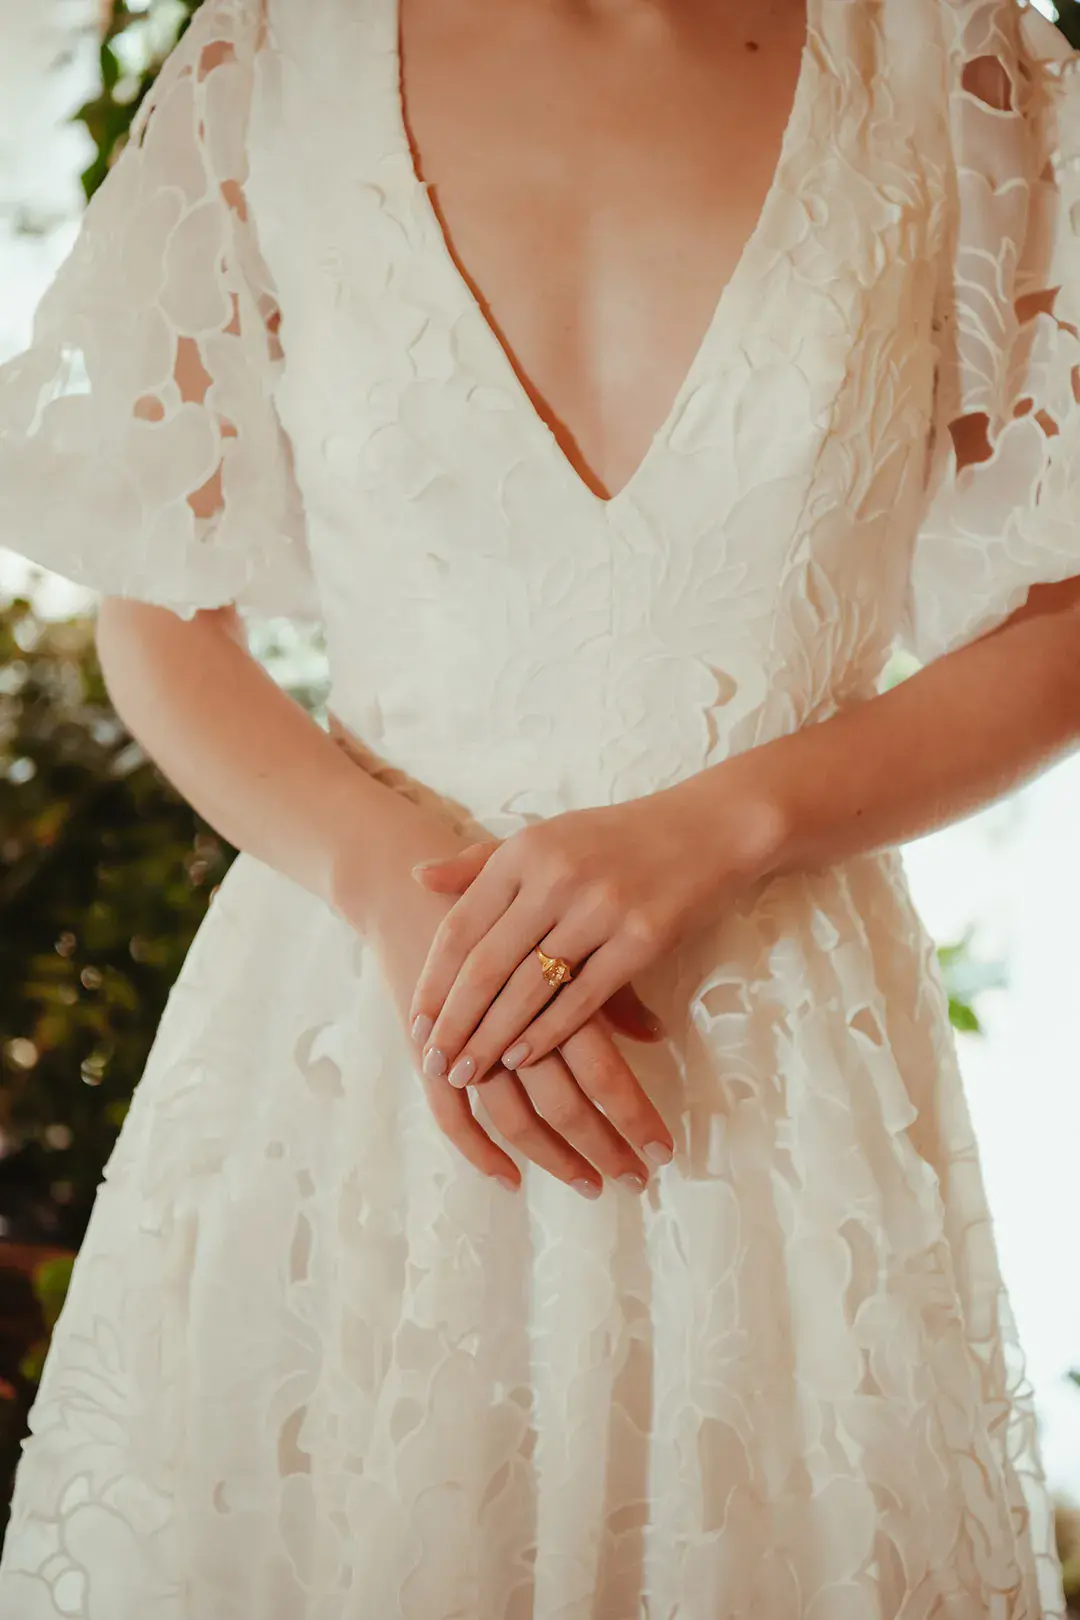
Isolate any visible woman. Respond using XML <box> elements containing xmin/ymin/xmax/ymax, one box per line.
<box><xmin>0</xmin><ymin>0</ymin><xmax>1075</xmax><ymax>1611</ymax></box>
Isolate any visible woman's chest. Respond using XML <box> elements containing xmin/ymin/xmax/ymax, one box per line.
<box><xmin>390</xmin><ymin>0</ymin><xmax>812</xmax><ymax>504</ymax></box>
<box><xmin>251</xmin><ymin>0</ymin><xmax>952</xmax><ymax>721</ymax></box>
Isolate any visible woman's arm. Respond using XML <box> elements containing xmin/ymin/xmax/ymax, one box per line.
<box><xmin>404</xmin><ymin>575</ymin><xmax>1080</xmax><ymax>1083</ymax></box>
<box><xmin>92</xmin><ymin>600</ymin><xmax>676</xmax><ymax>1192</ymax></box>
<box><xmin>702</xmin><ymin>572</ymin><xmax>1080</xmax><ymax>879</ymax></box>
<box><xmin>93</xmin><ymin>597</ymin><xmax>415</xmax><ymax>919</ymax></box>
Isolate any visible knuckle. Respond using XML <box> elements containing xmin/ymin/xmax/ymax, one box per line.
<box><xmin>623</xmin><ymin>906</ymin><xmax>660</xmax><ymax>949</ymax></box>
<box><xmin>534</xmin><ymin>859</ymin><xmax>575</xmax><ymax>902</ymax></box>
<box><xmin>485</xmin><ymin>1096</ymin><xmax>534</xmax><ymax>1145</ymax></box>
<box><xmin>541</xmin><ymin>1094</ymin><xmax>588</xmax><ymax>1134</ymax></box>
<box><xmin>584</xmin><ymin>1059</ymin><xmax>635</xmax><ymax>1106</ymax></box>
<box><xmin>459</xmin><ymin>950</ymin><xmax>493</xmax><ymax>998</ymax></box>
<box><xmin>500</xmin><ymin>1115</ymin><xmax>537</xmax><ymax>1148</ymax></box>
<box><xmin>586</xmin><ymin>875</ymin><xmax>625</xmax><ymax>917</ymax></box>
<box><xmin>438</xmin><ymin>910</ymin><xmax>467</xmax><ymax>948</ymax></box>
<box><xmin>558</xmin><ymin>1022</ymin><xmax>607</xmax><ymax>1074</ymax></box>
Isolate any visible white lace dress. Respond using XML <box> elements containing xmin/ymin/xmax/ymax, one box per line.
<box><xmin>0</xmin><ymin>0</ymin><xmax>1076</xmax><ymax>1614</ymax></box>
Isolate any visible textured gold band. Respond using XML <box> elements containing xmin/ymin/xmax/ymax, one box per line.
<box><xmin>536</xmin><ymin>946</ymin><xmax>574</xmax><ymax>989</ymax></box>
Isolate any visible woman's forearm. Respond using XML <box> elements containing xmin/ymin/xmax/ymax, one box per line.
<box><xmin>682</xmin><ymin>577</ymin><xmax>1080</xmax><ymax>882</ymax></box>
<box><xmin>93</xmin><ymin>598</ymin><xmax>418</xmax><ymax>919</ymax></box>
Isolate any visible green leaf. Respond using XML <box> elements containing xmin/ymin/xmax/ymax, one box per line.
<box><xmin>17</xmin><ymin>1342</ymin><xmax>47</xmax><ymax>1385</ymax></box>
<box><xmin>31</xmin><ymin>1256</ymin><xmax>75</xmax><ymax>1331</ymax></box>
<box><xmin>948</xmin><ymin>999</ymin><xmax>981</xmax><ymax>1036</ymax></box>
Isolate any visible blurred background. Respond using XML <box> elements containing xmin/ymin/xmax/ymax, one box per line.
<box><xmin>0</xmin><ymin>0</ymin><xmax>1079</xmax><ymax>1596</ymax></box>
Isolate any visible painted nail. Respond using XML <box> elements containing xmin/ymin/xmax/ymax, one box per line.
<box><xmin>422</xmin><ymin>1046</ymin><xmax>448</xmax><ymax>1079</ymax></box>
<box><xmin>644</xmin><ymin>1014</ymin><xmax>667</xmax><ymax>1037</ymax></box>
<box><xmin>448</xmin><ymin>1055</ymin><xmax>476</xmax><ymax>1089</ymax></box>
<box><xmin>411</xmin><ymin>1013</ymin><xmax>433</xmax><ymax>1045</ymax></box>
<box><xmin>572</xmin><ymin>1178</ymin><xmax>602</xmax><ymax>1200</ymax></box>
<box><xmin>501</xmin><ymin>1040</ymin><xmax>530</xmax><ymax>1070</ymax></box>
<box><xmin>618</xmin><ymin>1173</ymin><xmax>647</xmax><ymax>1193</ymax></box>
<box><xmin>494</xmin><ymin>1174</ymin><xmax>519</xmax><ymax>1193</ymax></box>
<box><xmin>642</xmin><ymin>1141</ymin><xmax>674</xmax><ymax>1166</ymax></box>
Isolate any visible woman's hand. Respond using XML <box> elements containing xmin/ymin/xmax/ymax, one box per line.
<box><xmin>407</xmin><ymin>776</ymin><xmax>777</xmax><ymax>1088</ymax></box>
<box><xmin>335</xmin><ymin>797</ymin><xmax>675</xmax><ymax>1196</ymax></box>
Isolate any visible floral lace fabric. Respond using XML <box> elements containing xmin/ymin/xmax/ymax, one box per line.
<box><xmin>0</xmin><ymin>0</ymin><xmax>1074</xmax><ymax>1616</ymax></box>
<box><xmin>906</xmin><ymin>0</ymin><xmax>1080</xmax><ymax>663</ymax></box>
<box><xmin>0</xmin><ymin>0</ymin><xmax>318</xmax><ymax>623</ymax></box>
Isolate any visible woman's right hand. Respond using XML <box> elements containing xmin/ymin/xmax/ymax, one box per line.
<box><xmin>336</xmin><ymin>798</ymin><xmax>675</xmax><ymax>1197</ymax></box>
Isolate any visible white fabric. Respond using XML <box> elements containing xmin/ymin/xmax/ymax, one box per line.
<box><xmin>905</xmin><ymin>0</ymin><xmax>1080</xmax><ymax>662</ymax></box>
<box><xmin>0</xmin><ymin>0</ymin><xmax>1074</xmax><ymax>1615</ymax></box>
<box><xmin>0</xmin><ymin>0</ymin><xmax>318</xmax><ymax>622</ymax></box>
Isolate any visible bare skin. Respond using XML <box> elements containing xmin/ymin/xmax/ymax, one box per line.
<box><xmin>391</xmin><ymin>3</ymin><xmax>1080</xmax><ymax>1094</ymax></box>
<box><xmin>95</xmin><ymin>0</ymin><xmax>808</xmax><ymax>1194</ymax></box>
<box><xmin>97</xmin><ymin>2</ymin><xmax>1080</xmax><ymax>1191</ymax></box>
<box><xmin>398</xmin><ymin>0</ymin><xmax>808</xmax><ymax>500</ymax></box>
<box><xmin>94</xmin><ymin>601</ymin><xmax>676</xmax><ymax>1197</ymax></box>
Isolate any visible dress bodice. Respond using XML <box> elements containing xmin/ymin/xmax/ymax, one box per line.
<box><xmin>5</xmin><ymin>0</ymin><xmax>1080</xmax><ymax>832</ymax></box>
<box><xmin>251</xmin><ymin>0</ymin><xmax>939</xmax><ymax>820</ymax></box>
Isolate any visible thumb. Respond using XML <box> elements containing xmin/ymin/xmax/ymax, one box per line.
<box><xmin>411</xmin><ymin>838</ymin><xmax>501</xmax><ymax>893</ymax></box>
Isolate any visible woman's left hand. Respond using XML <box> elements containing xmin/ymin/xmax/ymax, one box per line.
<box><xmin>406</xmin><ymin>777</ymin><xmax>777</xmax><ymax>1089</ymax></box>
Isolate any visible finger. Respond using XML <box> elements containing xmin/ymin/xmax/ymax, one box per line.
<box><xmin>436</xmin><ymin>914</ymin><xmax>607</xmax><ymax>1092</ymax></box>
<box><xmin>422</xmin><ymin>894</ymin><xmax>564</xmax><ymax>1087</ymax></box>
<box><xmin>411</xmin><ymin>839</ymin><xmax>500</xmax><ymax>894</ymax></box>
<box><xmin>558</xmin><ymin>1021</ymin><xmax>675</xmax><ymax>1167</ymax></box>
<box><xmin>419</xmin><ymin>1063</ymin><xmax>522</xmax><ymax>1188</ymax></box>
<box><xmin>474</xmin><ymin>1058</ymin><xmax>610</xmax><ymax>1197</ymax></box>
<box><xmin>407</xmin><ymin>859</ymin><xmax>521</xmax><ymax>1038</ymax></box>
<box><xmin>602</xmin><ymin>983</ymin><xmax>667</xmax><ymax>1042</ymax></box>
<box><xmin>500</xmin><ymin>936</ymin><xmax>640</xmax><ymax>1070</ymax></box>
<box><xmin>512</xmin><ymin>1028</ymin><xmax>652</xmax><ymax>1189</ymax></box>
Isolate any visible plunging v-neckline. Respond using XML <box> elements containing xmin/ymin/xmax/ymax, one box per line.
<box><xmin>388</xmin><ymin>0</ymin><xmax>814</xmax><ymax>516</ymax></box>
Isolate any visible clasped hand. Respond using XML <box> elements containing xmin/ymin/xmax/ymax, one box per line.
<box><xmin>408</xmin><ymin>776</ymin><xmax>772</xmax><ymax>1095</ymax></box>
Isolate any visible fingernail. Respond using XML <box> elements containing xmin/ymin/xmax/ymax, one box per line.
<box><xmin>494</xmin><ymin>1174</ymin><xmax>519</xmax><ymax>1193</ymax></box>
<box><xmin>448</xmin><ymin>1055</ymin><xmax>476</xmax><ymax>1089</ymax></box>
<box><xmin>572</xmin><ymin>1178</ymin><xmax>602</xmax><ymax>1200</ymax></box>
<box><xmin>644</xmin><ymin>1015</ymin><xmax>666</xmax><ymax>1037</ymax></box>
<box><xmin>643</xmin><ymin>1141</ymin><xmax>674</xmax><ymax>1165</ymax></box>
<box><xmin>411</xmin><ymin>1013</ymin><xmax>433</xmax><ymax>1045</ymax></box>
<box><xmin>618</xmin><ymin>1172</ymin><xmax>647</xmax><ymax>1193</ymax></box>
<box><xmin>422</xmin><ymin>1046</ymin><xmax>448</xmax><ymax>1079</ymax></box>
<box><xmin>501</xmin><ymin>1040</ymin><xmax>530</xmax><ymax>1070</ymax></box>
<box><xmin>411</xmin><ymin>859</ymin><xmax>439</xmax><ymax>875</ymax></box>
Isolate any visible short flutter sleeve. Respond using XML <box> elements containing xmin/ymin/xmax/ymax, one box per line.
<box><xmin>901</xmin><ymin>1</ymin><xmax>1080</xmax><ymax>665</ymax></box>
<box><xmin>0</xmin><ymin>0</ymin><xmax>319</xmax><ymax>624</ymax></box>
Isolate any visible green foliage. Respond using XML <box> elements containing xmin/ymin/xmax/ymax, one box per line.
<box><xmin>0</xmin><ymin>588</ymin><xmax>328</xmax><ymax>1248</ymax></box>
<box><xmin>1056</xmin><ymin>0</ymin><xmax>1080</xmax><ymax>51</ymax></box>
<box><xmin>17</xmin><ymin>1257</ymin><xmax>75</xmax><ymax>1383</ymax></box>
<box><xmin>936</xmin><ymin>931</ymin><xmax>1008</xmax><ymax>1037</ymax></box>
<box><xmin>75</xmin><ymin>2</ymin><xmax>204</xmax><ymax>200</ymax></box>
<box><xmin>0</xmin><ymin>596</ymin><xmax>235</xmax><ymax>1247</ymax></box>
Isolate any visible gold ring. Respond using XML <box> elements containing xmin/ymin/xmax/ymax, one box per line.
<box><xmin>536</xmin><ymin>945</ymin><xmax>574</xmax><ymax>989</ymax></box>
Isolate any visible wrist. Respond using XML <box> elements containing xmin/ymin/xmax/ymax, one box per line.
<box><xmin>326</xmin><ymin>772</ymin><xmax>466</xmax><ymax>935</ymax></box>
<box><xmin>325</xmin><ymin>772</ymin><xmax>421</xmax><ymax>925</ymax></box>
<box><xmin>670</xmin><ymin>751</ymin><xmax>793</xmax><ymax>894</ymax></box>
